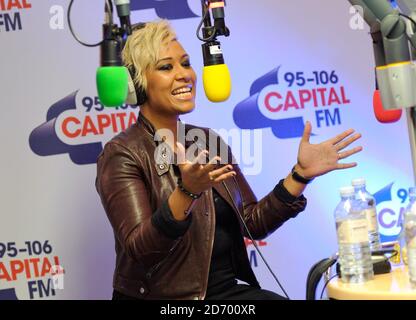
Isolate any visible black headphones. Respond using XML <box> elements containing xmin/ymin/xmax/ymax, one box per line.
<box><xmin>125</xmin><ymin>23</ymin><xmax>148</xmax><ymax>106</ymax></box>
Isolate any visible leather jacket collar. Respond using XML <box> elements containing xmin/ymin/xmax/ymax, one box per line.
<box><xmin>137</xmin><ymin>111</ymin><xmax>186</xmax><ymax>142</ymax></box>
<box><xmin>137</xmin><ymin>111</ymin><xmax>157</xmax><ymax>137</ymax></box>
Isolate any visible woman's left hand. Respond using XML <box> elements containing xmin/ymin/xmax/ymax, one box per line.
<box><xmin>295</xmin><ymin>121</ymin><xmax>363</xmax><ymax>179</ymax></box>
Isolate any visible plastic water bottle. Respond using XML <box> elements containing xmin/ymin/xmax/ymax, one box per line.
<box><xmin>352</xmin><ymin>178</ymin><xmax>381</xmax><ymax>251</ymax></box>
<box><xmin>334</xmin><ymin>186</ymin><xmax>374</xmax><ymax>283</ymax></box>
<box><xmin>396</xmin><ymin>222</ymin><xmax>408</xmax><ymax>265</ymax></box>
<box><xmin>404</xmin><ymin>187</ymin><xmax>416</xmax><ymax>287</ymax></box>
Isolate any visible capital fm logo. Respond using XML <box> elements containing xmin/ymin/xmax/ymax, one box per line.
<box><xmin>374</xmin><ymin>182</ymin><xmax>410</xmax><ymax>242</ymax></box>
<box><xmin>0</xmin><ymin>0</ymin><xmax>32</xmax><ymax>32</ymax></box>
<box><xmin>29</xmin><ymin>91</ymin><xmax>139</xmax><ymax>165</ymax></box>
<box><xmin>0</xmin><ymin>240</ymin><xmax>64</xmax><ymax>300</ymax></box>
<box><xmin>233</xmin><ymin>66</ymin><xmax>351</xmax><ymax>139</ymax></box>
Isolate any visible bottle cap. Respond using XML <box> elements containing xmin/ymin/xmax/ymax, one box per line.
<box><xmin>340</xmin><ymin>186</ymin><xmax>355</xmax><ymax>197</ymax></box>
<box><xmin>352</xmin><ymin>178</ymin><xmax>366</xmax><ymax>187</ymax></box>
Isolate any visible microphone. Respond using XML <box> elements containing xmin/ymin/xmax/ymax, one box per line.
<box><xmin>373</xmin><ymin>89</ymin><xmax>402</xmax><ymax>123</ymax></box>
<box><xmin>96</xmin><ymin>1</ymin><xmax>129</xmax><ymax>107</ymax></box>
<box><xmin>199</xmin><ymin>0</ymin><xmax>231</xmax><ymax>103</ymax></box>
<box><xmin>348</xmin><ymin>1</ymin><xmax>416</xmax><ymax>111</ymax></box>
<box><xmin>209</xmin><ymin>0</ymin><xmax>230</xmax><ymax>37</ymax></box>
<box><xmin>202</xmin><ymin>41</ymin><xmax>231</xmax><ymax>103</ymax></box>
<box><xmin>114</xmin><ymin>0</ymin><xmax>132</xmax><ymax>36</ymax></box>
<box><xmin>369</xmin><ymin>29</ymin><xmax>402</xmax><ymax>123</ymax></box>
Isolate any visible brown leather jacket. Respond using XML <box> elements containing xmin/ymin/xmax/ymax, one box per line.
<box><xmin>96</xmin><ymin>112</ymin><xmax>307</xmax><ymax>300</ymax></box>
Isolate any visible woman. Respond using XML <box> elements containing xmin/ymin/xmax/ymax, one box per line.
<box><xmin>96</xmin><ymin>20</ymin><xmax>362</xmax><ymax>300</ymax></box>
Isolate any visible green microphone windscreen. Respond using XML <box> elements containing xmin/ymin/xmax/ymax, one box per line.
<box><xmin>96</xmin><ymin>66</ymin><xmax>129</xmax><ymax>107</ymax></box>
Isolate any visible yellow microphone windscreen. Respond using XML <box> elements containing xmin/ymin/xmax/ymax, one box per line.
<box><xmin>203</xmin><ymin>64</ymin><xmax>232</xmax><ymax>103</ymax></box>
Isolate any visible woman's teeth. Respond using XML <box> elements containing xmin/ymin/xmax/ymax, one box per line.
<box><xmin>172</xmin><ymin>87</ymin><xmax>192</xmax><ymax>99</ymax></box>
<box><xmin>174</xmin><ymin>92</ymin><xmax>192</xmax><ymax>99</ymax></box>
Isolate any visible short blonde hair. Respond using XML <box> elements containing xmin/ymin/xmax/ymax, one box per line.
<box><xmin>122</xmin><ymin>20</ymin><xmax>176</xmax><ymax>91</ymax></box>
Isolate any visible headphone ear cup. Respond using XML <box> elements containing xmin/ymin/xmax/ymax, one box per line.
<box><xmin>126</xmin><ymin>68</ymin><xmax>138</xmax><ymax>105</ymax></box>
<box><xmin>125</xmin><ymin>66</ymin><xmax>147</xmax><ymax>106</ymax></box>
<box><xmin>136</xmin><ymin>85</ymin><xmax>147</xmax><ymax>106</ymax></box>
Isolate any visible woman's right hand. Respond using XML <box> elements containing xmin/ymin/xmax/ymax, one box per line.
<box><xmin>176</xmin><ymin>142</ymin><xmax>236</xmax><ymax>195</ymax></box>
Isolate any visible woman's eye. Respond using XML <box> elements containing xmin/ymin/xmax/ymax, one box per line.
<box><xmin>182</xmin><ymin>60</ymin><xmax>191</xmax><ymax>67</ymax></box>
<box><xmin>158</xmin><ymin>64</ymin><xmax>173</xmax><ymax>71</ymax></box>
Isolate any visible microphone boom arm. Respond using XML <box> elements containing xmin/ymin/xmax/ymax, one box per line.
<box><xmin>348</xmin><ymin>0</ymin><xmax>416</xmax><ymax>109</ymax></box>
<box><xmin>347</xmin><ymin>0</ymin><xmax>416</xmax><ymax>183</ymax></box>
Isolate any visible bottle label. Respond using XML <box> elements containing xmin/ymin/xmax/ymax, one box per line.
<box><xmin>336</xmin><ymin>219</ymin><xmax>369</xmax><ymax>245</ymax></box>
<box><xmin>363</xmin><ymin>208</ymin><xmax>378</xmax><ymax>233</ymax></box>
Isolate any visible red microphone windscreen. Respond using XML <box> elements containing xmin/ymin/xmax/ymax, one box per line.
<box><xmin>373</xmin><ymin>90</ymin><xmax>402</xmax><ymax>123</ymax></box>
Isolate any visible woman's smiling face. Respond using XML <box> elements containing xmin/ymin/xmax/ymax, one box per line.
<box><xmin>144</xmin><ymin>40</ymin><xmax>197</xmax><ymax>117</ymax></box>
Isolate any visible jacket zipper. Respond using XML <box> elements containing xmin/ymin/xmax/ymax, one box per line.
<box><xmin>146</xmin><ymin>237</ymin><xmax>183</xmax><ymax>279</ymax></box>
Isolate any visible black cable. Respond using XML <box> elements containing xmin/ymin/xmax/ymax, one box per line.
<box><xmin>197</xmin><ymin>142</ymin><xmax>290</xmax><ymax>299</ymax></box>
<box><xmin>224</xmin><ymin>177</ymin><xmax>290</xmax><ymax>299</ymax></box>
<box><xmin>196</xmin><ymin>0</ymin><xmax>217</xmax><ymax>42</ymax></box>
<box><xmin>319</xmin><ymin>273</ymin><xmax>339</xmax><ymax>300</ymax></box>
<box><xmin>399</xmin><ymin>13</ymin><xmax>416</xmax><ymax>28</ymax></box>
<box><xmin>67</xmin><ymin>0</ymin><xmax>110</xmax><ymax>47</ymax></box>
<box><xmin>399</xmin><ymin>13</ymin><xmax>416</xmax><ymax>50</ymax></box>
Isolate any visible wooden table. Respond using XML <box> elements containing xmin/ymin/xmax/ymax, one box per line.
<box><xmin>327</xmin><ymin>265</ymin><xmax>416</xmax><ymax>300</ymax></box>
